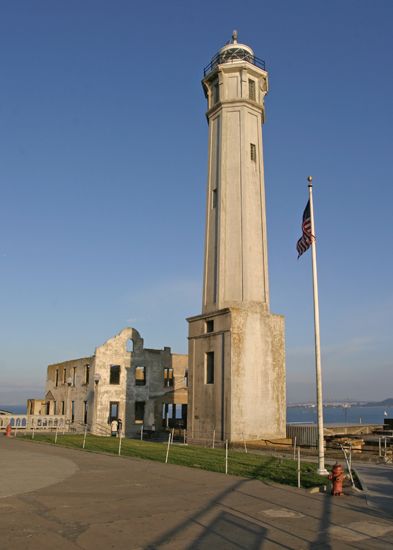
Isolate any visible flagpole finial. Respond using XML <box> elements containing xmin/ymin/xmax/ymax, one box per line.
<box><xmin>307</xmin><ymin>175</ymin><xmax>313</xmax><ymax>187</ymax></box>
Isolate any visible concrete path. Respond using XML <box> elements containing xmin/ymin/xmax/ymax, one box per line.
<box><xmin>1</xmin><ymin>437</ymin><xmax>393</xmax><ymax>549</ymax></box>
<box><xmin>355</xmin><ymin>463</ymin><xmax>393</xmax><ymax>516</ymax></box>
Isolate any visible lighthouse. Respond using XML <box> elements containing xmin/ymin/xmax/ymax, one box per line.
<box><xmin>187</xmin><ymin>32</ymin><xmax>286</xmax><ymax>443</ymax></box>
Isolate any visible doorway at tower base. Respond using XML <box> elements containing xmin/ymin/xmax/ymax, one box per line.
<box><xmin>187</xmin><ymin>304</ymin><xmax>286</xmax><ymax>445</ymax></box>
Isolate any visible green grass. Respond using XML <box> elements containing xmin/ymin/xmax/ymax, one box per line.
<box><xmin>18</xmin><ymin>433</ymin><xmax>326</xmax><ymax>488</ymax></box>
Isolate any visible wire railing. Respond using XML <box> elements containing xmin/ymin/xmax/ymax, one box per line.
<box><xmin>204</xmin><ymin>51</ymin><xmax>266</xmax><ymax>77</ymax></box>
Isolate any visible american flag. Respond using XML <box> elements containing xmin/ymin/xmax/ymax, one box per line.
<box><xmin>296</xmin><ymin>200</ymin><xmax>314</xmax><ymax>258</ymax></box>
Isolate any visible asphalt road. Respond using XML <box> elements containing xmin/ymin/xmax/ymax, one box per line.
<box><xmin>1</xmin><ymin>437</ymin><xmax>393</xmax><ymax>549</ymax></box>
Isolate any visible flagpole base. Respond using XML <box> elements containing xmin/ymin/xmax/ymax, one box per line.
<box><xmin>317</xmin><ymin>468</ymin><xmax>329</xmax><ymax>476</ymax></box>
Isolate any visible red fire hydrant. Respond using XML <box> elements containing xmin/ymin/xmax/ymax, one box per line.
<box><xmin>329</xmin><ymin>463</ymin><xmax>345</xmax><ymax>496</ymax></box>
<box><xmin>5</xmin><ymin>424</ymin><xmax>12</xmax><ymax>437</ymax></box>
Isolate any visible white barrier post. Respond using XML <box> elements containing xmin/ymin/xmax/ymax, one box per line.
<box><xmin>118</xmin><ymin>432</ymin><xmax>123</xmax><ymax>456</ymax></box>
<box><xmin>165</xmin><ymin>432</ymin><xmax>171</xmax><ymax>464</ymax></box>
<box><xmin>384</xmin><ymin>437</ymin><xmax>387</xmax><ymax>458</ymax></box>
<box><xmin>171</xmin><ymin>427</ymin><xmax>175</xmax><ymax>444</ymax></box>
<box><xmin>379</xmin><ymin>437</ymin><xmax>382</xmax><ymax>457</ymax></box>
<box><xmin>225</xmin><ymin>440</ymin><xmax>228</xmax><ymax>475</ymax></box>
<box><xmin>212</xmin><ymin>428</ymin><xmax>216</xmax><ymax>449</ymax></box>
<box><xmin>32</xmin><ymin>426</ymin><xmax>35</xmax><ymax>440</ymax></box>
<box><xmin>55</xmin><ymin>425</ymin><xmax>59</xmax><ymax>444</ymax></box>
<box><xmin>242</xmin><ymin>433</ymin><xmax>248</xmax><ymax>454</ymax></box>
<box><xmin>183</xmin><ymin>429</ymin><xmax>186</xmax><ymax>445</ymax></box>
<box><xmin>297</xmin><ymin>447</ymin><xmax>301</xmax><ymax>488</ymax></box>
<box><xmin>83</xmin><ymin>425</ymin><xmax>88</xmax><ymax>449</ymax></box>
<box><xmin>14</xmin><ymin>424</ymin><xmax>17</xmax><ymax>438</ymax></box>
<box><xmin>141</xmin><ymin>424</ymin><xmax>144</xmax><ymax>441</ymax></box>
<box><xmin>293</xmin><ymin>436</ymin><xmax>297</xmax><ymax>460</ymax></box>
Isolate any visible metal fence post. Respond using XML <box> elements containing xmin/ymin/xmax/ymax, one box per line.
<box><xmin>82</xmin><ymin>425</ymin><xmax>88</xmax><ymax>449</ymax></box>
<box><xmin>297</xmin><ymin>447</ymin><xmax>301</xmax><ymax>488</ymax></box>
<box><xmin>165</xmin><ymin>432</ymin><xmax>171</xmax><ymax>463</ymax></box>
<box><xmin>225</xmin><ymin>440</ymin><xmax>228</xmax><ymax>475</ymax></box>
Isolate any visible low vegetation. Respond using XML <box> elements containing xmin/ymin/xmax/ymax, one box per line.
<box><xmin>18</xmin><ymin>433</ymin><xmax>326</xmax><ymax>488</ymax></box>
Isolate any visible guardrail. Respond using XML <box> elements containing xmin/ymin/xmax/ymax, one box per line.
<box><xmin>0</xmin><ymin>414</ymin><xmax>67</xmax><ymax>431</ymax></box>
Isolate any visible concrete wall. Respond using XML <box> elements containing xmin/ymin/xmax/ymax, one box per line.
<box><xmin>46</xmin><ymin>356</ymin><xmax>94</xmax><ymax>424</ymax></box>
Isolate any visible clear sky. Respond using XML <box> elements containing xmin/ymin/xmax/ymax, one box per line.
<box><xmin>0</xmin><ymin>0</ymin><xmax>392</xmax><ymax>405</ymax></box>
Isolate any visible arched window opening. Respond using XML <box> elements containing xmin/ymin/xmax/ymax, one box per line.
<box><xmin>126</xmin><ymin>339</ymin><xmax>134</xmax><ymax>352</ymax></box>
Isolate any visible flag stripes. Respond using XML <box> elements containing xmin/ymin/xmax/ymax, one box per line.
<box><xmin>296</xmin><ymin>200</ymin><xmax>314</xmax><ymax>258</ymax></box>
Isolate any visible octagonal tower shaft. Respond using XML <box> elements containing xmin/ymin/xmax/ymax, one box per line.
<box><xmin>202</xmin><ymin>53</ymin><xmax>270</xmax><ymax>314</ymax></box>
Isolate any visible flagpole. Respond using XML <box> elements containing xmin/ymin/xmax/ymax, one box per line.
<box><xmin>307</xmin><ymin>176</ymin><xmax>328</xmax><ymax>476</ymax></box>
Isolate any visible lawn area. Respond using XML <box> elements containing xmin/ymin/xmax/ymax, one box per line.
<box><xmin>18</xmin><ymin>433</ymin><xmax>326</xmax><ymax>488</ymax></box>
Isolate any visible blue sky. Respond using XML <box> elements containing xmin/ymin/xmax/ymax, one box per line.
<box><xmin>0</xmin><ymin>0</ymin><xmax>392</xmax><ymax>405</ymax></box>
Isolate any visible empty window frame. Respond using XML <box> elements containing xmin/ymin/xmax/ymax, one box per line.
<box><xmin>53</xmin><ymin>401</ymin><xmax>57</xmax><ymax>415</ymax></box>
<box><xmin>248</xmin><ymin>79</ymin><xmax>256</xmax><ymax>101</ymax></box>
<box><xmin>164</xmin><ymin>367</ymin><xmax>174</xmax><ymax>387</ymax></box>
<box><xmin>206</xmin><ymin>352</ymin><xmax>215</xmax><ymax>384</ymax></box>
<box><xmin>109</xmin><ymin>401</ymin><xmax>119</xmax><ymax>421</ymax></box>
<box><xmin>83</xmin><ymin>401</ymin><xmax>88</xmax><ymax>424</ymax></box>
<box><xmin>205</xmin><ymin>319</ymin><xmax>214</xmax><ymax>333</ymax></box>
<box><xmin>55</xmin><ymin>369</ymin><xmax>59</xmax><ymax>387</ymax></box>
<box><xmin>63</xmin><ymin>367</ymin><xmax>67</xmax><ymax>384</ymax></box>
<box><xmin>135</xmin><ymin>366</ymin><xmax>146</xmax><ymax>386</ymax></box>
<box><xmin>109</xmin><ymin>365</ymin><xmax>121</xmax><ymax>385</ymax></box>
<box><xmin>72</xmin><ymin>366</ymin><xmax>77</xmax><ymax>386</ymax></box>
<box><xmin>250</xmin><ymin>143</ymin><xmax>256</xmax><ymax>162</ymax></box>
<box><xmin>84</xmin><ymin>365</ymin><xmax>90</xmax><ymax>385</ymax></box>
<box><xmin>61</xmin><ymin>401</ymin><xmax>65</xmax><ymax>415</ymax></box>
<box><xmin>71</xmin><ymin>401</ymin><xmax>75</xmax><ymax>423</ymax></box>
<box><xmin>126</xmin><ymin>339</ymin><xmax>134</xmax><ymax>352</ymax></box>
<box><xmin>135</xmin><ymin>401</ymin><xmax>145</xmax><ymax>424</ymax></box>
<box><xmin>46</xmin><ymin>402</ymin><xmax>50</xmax><ymax>415</ymax></box>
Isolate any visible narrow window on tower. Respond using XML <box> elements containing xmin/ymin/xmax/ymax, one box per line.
<box><xmin>205</xmin><ymin>319</ymin><xmax>214</xmax><ymax>333</ymax></box>
<box><xmin>205</xmin><ymin>352</ymin><xmax>214</xmax><ymax>384</ymax></box>
<box><xmin>250</xmin><ymin>143</ymin><xmax>256</xmax><ymax>162</ymax></box>
<box><xmin>212</xmin><ymin>189</ymin><xmax>217</xmax><ymax>208</ymax></box>
<box><xmin>248</xmin><ymin>79</ymin><xmax>256</xmax><ymax>101</ymax></box>
<box><xmin>55</xmin><ymin>369</ymin><xmax>59</xmax><ymax>387</ymax></box>
<box><xmin>213</xmin><ymin>82</ymin><xmax>219</xmax><ymax>105</ymax></box>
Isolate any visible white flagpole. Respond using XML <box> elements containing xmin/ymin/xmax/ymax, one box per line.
<box><xmin>307</xmin><ymin>176</ymin><xmax>328</xmax><ymax>476</ymax></box>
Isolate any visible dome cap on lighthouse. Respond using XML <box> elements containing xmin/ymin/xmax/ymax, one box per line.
<box><xmin>218</xmin><ymin>30</ymin><xmax>254</xmax><ymax>60</ymax></box>
<box><xmin>203</xmin><ymin>31</ymin><xmax>265</xmax><ymax>77</ymax></box>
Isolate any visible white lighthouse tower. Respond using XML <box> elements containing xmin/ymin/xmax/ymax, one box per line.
<box><xmin>187</xmin><ymin>32</ymin><xmax>286</xmax><ymax>443</ymax></box>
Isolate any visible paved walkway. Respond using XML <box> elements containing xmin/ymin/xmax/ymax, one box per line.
<box><xmin>355</xmin><ymin>463</ymin><xmax>393</xmax><ymax>516</ymax></box>
<box><xmin>1</xmin><ymin>437</ymin><xmax>393</xmax><ymax>549</ymax></box>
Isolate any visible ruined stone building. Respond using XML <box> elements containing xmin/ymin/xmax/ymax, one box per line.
<box><xmin>44</xmin><ymin>327</ymin><xmax>188</xmax><ymax>436</ymax></box>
